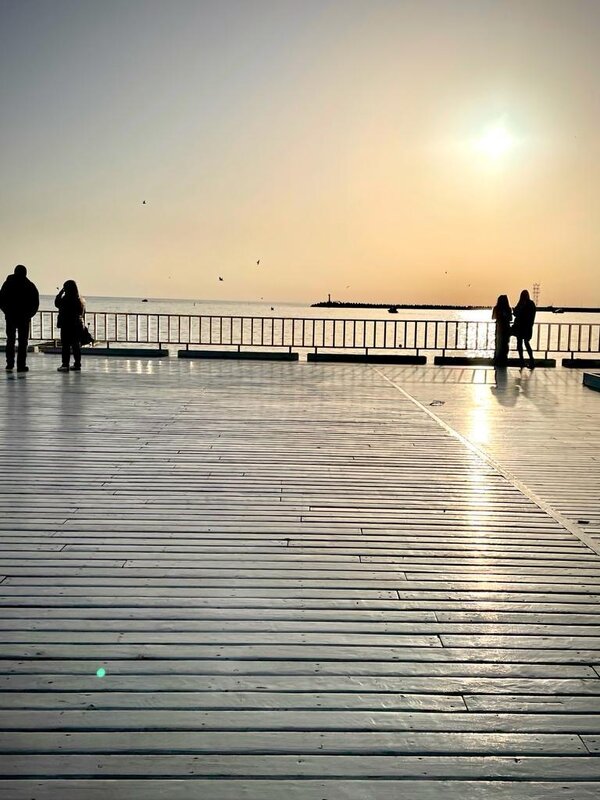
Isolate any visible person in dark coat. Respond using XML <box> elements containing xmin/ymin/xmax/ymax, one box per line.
<box><xmin>512</xmin><ymin>289</ymin><xmax>536</xmax><ymax>368</ymax></box>
<box><xmin>492</xmin><ymin>294</ymin><xmax>512</xmax><ymax>367</ymax></box>
<box><xmin>0</xmin><ymin>265</ymin><xmax>40</xmax><ymax>372</ymax></box>
<box><xmin>55</xmin><ymin>280</ymin><xmax>85</xmax><ymax>372</ymax></box>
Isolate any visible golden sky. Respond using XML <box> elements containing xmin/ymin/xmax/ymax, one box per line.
<box><xmin>1</xmin><ymin>0</ymin><xmax>598</xmax><ymax>305</ymax></box>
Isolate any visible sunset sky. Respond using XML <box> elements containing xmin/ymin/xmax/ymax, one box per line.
<box><xmin>1</xmin><ymin>0</ymin><xmax>599</xmax><ymax>305</ymax></box>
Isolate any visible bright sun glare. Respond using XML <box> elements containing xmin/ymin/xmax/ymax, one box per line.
<box><xmin>475</xmin><ymin>124</ymin><xmax>514</xmax><ymax>159</ymax></box>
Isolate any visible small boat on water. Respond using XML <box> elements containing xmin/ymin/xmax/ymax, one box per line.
<box><xmin>388</xmin><ymin>305</ymin><xmax>399</xmax><ymax>314</ymax></box>
<box><xmin>142</xmin><ymin>298</ymin><xmax>148</xmax><ymax>302</ymax></box>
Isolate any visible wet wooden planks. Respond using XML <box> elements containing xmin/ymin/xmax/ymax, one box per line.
<box><xmin>1</xmin><ymin>356</ymin><xmax>599</xmax><ymax>798</ymax></box>
<box><xmin>386</xmin><ymin>365</ymin><xmax>600</xmax><ymax>548</ymax></box>
<box><xmin>2</xmin><ymin>779</ymin><xmax>600</xmax><ymax>800</ymax></box>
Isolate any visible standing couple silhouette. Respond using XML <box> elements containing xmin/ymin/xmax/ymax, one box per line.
<box><xmin>1</xmin><ymin>265</ymin><xmax>85</xmax><ymax>373</ymax></box>
<box><xmin>492</xmin><ymin>289</ymin><xmax>537</xmax><ymax>368</ymax></box>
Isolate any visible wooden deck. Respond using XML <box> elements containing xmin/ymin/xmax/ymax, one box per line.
<box><xmin>1</xmin><ymin>355</ymin><xmax>599</xmax><ymax>799</ymax></box>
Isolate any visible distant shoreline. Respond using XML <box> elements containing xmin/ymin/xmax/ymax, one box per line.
<box><xmin>311</xmin><ymin>301</ymin><xmax>600</xmax><ymax>312</ymax></box>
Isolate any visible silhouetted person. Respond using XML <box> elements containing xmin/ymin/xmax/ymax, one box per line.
<box><xmin>0</xmin><ymin>265</ymin><xmax>39</xmax><ymax>372</ymax></box>
<box><xmin>512</xmin><ymin>289</ymin><xmax>536</xmax><ymax>368</ymax></box>
<box><xmin>492</xmin><ymin>294</ymin><xmax>512</xmax><ymax>367</ymax></box>
<box><xmin>55</xmin><ymin>280</ymin><xmax>85</xmax><ymax>372</ymax></box>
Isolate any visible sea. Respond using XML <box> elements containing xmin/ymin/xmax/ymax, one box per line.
<box><xmin>7</xmin><ymin>296</ymin><xmax>598</xmax><ymax>356</ymax></box>
<box><xmin>37</xmin><ymin>295</ymin><xmax>600</xmax><ymax>327</ymax></box>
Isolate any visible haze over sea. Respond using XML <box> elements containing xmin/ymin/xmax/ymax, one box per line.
<box><xmin>38</xmin><ymin>295</ymin><xmax>600</xmax><ymax>328</ymax></box>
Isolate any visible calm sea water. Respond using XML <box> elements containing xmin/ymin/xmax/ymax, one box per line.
<box><xmin>37</xmin><ymin>295</ymin><xmax>600</xmax><ymax>327</ymax></box>
<box><xmin>0</xmin><ymin>295</ymin><xmax>591</xmax><ymax>355</ymax></box>
<box><xmin>28</xmin><ymin>295</ymin><xmax>597</xmax><ymax>355</ymax></box>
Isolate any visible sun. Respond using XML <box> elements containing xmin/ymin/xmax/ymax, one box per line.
<box><xmin>475</xmin><ymin>124</ymin><xmax>514</xmax><ymax>159</ymax></box>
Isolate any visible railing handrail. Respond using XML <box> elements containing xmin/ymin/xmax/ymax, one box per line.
<box><xmin>4</xmin><ymin>309</ymin><xmax>599</xmax><ymax>356</ymax></box>
<box><xmin>37</xmin><ymin>309</ymin><xmax>501</xmax><ymax>325</ymax></box>
<box><xmin>31</xmin><ymin>308</ymin><xmax>600</xmax><ymax>327</ymax></box>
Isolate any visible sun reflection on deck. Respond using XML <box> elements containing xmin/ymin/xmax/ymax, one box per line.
<box><xmin>468</xmin><ymin>385</ymin><xmax>492</xmax><ymax>444</ymax></box>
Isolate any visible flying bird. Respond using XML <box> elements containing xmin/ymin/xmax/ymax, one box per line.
<box><xmin>219</xmin><ymin>276</ymin><xmax>224</xmax><ymax>281</ymax></box>
<box><xmin>256</xmin><ymin>259</ymin><xmax>260</xmax><ymax>265</ymax></box>
<box><xmin>142</xmin><ymin>201</ymin><xmax>146</xmax><ymax>205</ymax></box>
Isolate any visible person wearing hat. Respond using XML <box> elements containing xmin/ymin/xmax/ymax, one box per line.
<box><xmin>0</xmin><ymin>265</ymin><xmax>40</xmax><ymax>372</ymax></box>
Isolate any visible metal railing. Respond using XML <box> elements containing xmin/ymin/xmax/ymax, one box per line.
<box><xmin>10</xmin><ymin>311</ymin><xmax>599</xmax><ymax>358</ymax></box>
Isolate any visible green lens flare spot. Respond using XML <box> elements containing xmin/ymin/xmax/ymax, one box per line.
<box><xmin>96</xmin><ymin>668</ymin><xmax>106</xmax><ymax>678</ymax></box>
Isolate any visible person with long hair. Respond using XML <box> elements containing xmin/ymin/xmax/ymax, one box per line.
<box><xmin>55</xmin><ymin>280</ymin><xmax>85</xmax><ymax>372</ymax></box>
<box><xmin>492</xmin><ymin>294</ymin><xmax>512</xmax><ymax>367</ymax></box>
<box><xmin>512</xmin><ymin>288</ymin><xmax>537</xmax><ymax>368</ymax></box>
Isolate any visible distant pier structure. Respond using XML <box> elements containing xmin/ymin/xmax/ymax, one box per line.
<box><xmin>532</xmin><ymin>282</ymin><xmax>540</xmax><ymax>305</ymax></box>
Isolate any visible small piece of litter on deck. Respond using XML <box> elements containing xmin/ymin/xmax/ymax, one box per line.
<box><xmin>429</xmin><ymin>400</ymin><xmax>445</xmax><ymax>406</ymax></box>
<box><xmin>96</xmin><ymin>668</ymin><xmax>106</xmax><ymax>678</ymax></box>
<box><xmin>578</xmin><ymin>519</ymin><xmax>590</xmax><ymax>524</ymax></box>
